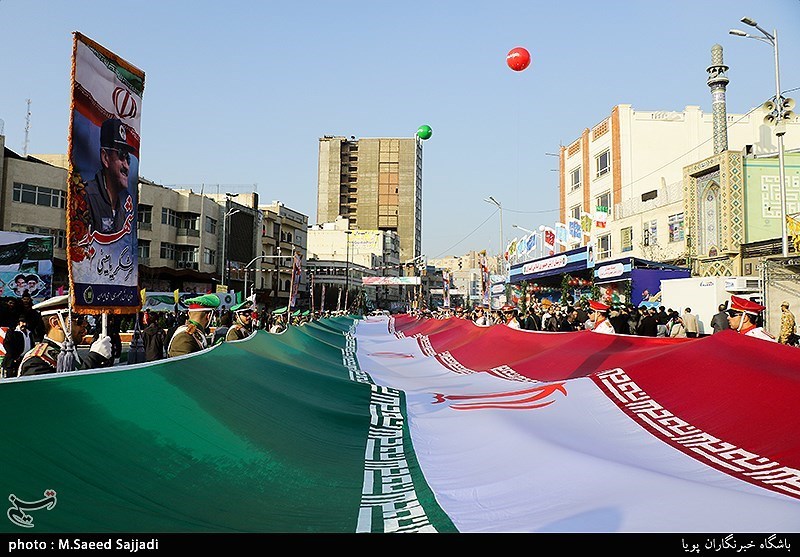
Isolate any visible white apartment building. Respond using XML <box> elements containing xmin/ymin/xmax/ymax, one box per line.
<box><xmin>559</xmin><ymin>104</ymin><xmax>800</xmax><ymax>264</ymax></box>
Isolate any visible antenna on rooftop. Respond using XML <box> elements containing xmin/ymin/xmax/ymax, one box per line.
<box><xmin>23</xmin><ymin>99</ymin><xmax>31</xmax><ymax>156</ymax></box>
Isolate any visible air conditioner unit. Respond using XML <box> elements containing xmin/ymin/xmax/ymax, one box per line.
<box><xmin>723</xmin><ymin>276</ymin><xmax>761</xmax><ymax>292</ymax></box>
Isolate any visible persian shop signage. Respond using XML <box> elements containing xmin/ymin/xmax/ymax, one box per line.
<box><xmin>522</xmin><ymin>255</ymin><xmax>567</xmax><ymax>275</ymax></box>
<box><xmin>596</xmin><ymin>263</ymin><xmax>625</xmax><ymax>280</ymax></box>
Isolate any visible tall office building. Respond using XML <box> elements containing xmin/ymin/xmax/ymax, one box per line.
<box><xmin>317</xmin><ymin>136</ymin><xmax>422</xmax><ymax>262</ymax></box>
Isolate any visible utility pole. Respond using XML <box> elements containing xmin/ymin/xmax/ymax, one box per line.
<box><xmin>23</xmin><ymin>99</ymin><xmax>31</xmax><ymax>156</ymax></box>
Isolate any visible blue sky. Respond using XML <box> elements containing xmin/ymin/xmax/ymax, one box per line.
<box><xmin>1</xmin><ymin>0</ymin><xmax>799</xmax><ymax>259</ymax></box>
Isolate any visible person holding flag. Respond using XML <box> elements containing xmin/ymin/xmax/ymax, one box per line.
<box><xmin>167</xmin><ymin>294</ymin><xmax>220</xmax><ymax>357</ymax></box>
<box><xmin>726</xmin><ymin>295</ymin><xmax>776</xmax><ymax>342</ymax></box>
<box><xmin>226</xmin><ymin>300</ymin><xmax>255</xmax><ymax>341</ymax></box>
<box><xmin>18</xmin><ymin>295</ymin><xmax>113</xmax><ymax>376</ymax></box>
<box><xmin>588</xmin><ymin>300</ymin><xmax>615</xmax><ymax>335</ymax></box>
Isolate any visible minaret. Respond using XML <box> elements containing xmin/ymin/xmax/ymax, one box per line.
<box><xmin>707</xmin><ymin>44</ymin><xmax>730</xmax><ymax>154</ymax></box>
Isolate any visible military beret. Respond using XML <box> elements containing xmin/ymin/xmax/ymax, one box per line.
<box><xmin>185</xmin><ymin>294</ymin><xmax>220</xmax><ymax>311</ymax></box>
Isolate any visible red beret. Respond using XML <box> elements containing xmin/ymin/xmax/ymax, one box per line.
<box><xmin>501</xmin><ymin>304</ymin><xmax>517</xmax><ymax>312</ymax></box>
<box><xmin>589</xmin><ymin>300</ymin><xmax>609</xmax><ymax>312</ymax></box>
<box><xmin>730</xmin><ymin>295</ymin><xmax>765</xmax><ymax>315</ymax></box>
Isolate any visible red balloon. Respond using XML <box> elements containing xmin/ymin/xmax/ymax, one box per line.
<box><xmin>506</xmin><ymin>47</ymin><xmax>531</xmax><ymax>72</ymax></box>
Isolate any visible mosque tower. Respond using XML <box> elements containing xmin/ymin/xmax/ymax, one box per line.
<box><xmin>706</xmin><ymin>44</ymin><xmax>730</xmax><ymax>154</ymax></box>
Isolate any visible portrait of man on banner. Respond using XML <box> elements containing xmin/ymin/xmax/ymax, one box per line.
<box><xmin>66</xmin><ymin>33</ymin><xmax>144</xmax><ymax>313</ymax></box>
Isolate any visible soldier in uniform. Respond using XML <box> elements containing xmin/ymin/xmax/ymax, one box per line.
<box><xmin>588</xmin><ymin>300</ymin><xmax>616</xmax><ymax>335</ymax></box>
<box><xmin>726</xmin><ymin>295</ymin><xmax>777</xmax><ymax>343</ymax></box>
<box><xmin>226</xmin><ymin>300</ymin><xmax>255</xmax><ymax>341</ymax></box>
<box><xmin>18</xmin><ymin>295</ymin><xmax>113</xmax><ymax>376</ymax></box>
<box><xmin>501</xmin><ymin>304</ymin><xmax>521</xmax><ymax>329</ymax></box>
<box><xmin>167</xmin><ymin>294</ymin><xmax>220</xmax><ymax>357</ymax></box>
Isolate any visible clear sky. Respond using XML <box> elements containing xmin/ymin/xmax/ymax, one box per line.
<box><xmin>1</xmin><ymin>1</ymin><xmax>798</xmax><ymax>260</ymax></box>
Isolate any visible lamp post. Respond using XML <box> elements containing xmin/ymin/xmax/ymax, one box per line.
<box><xmin>484</xmin><ymin>196</ymin><xmax>504</xmax><ymax>258</ymax></box>
<box><xmin>731</xmin><ymin>17</ymin><xmax>795</xmax><ymax>257</ymax></box>
<box><xmin>344</xmin><ymin>230</ymin><xmax>351</xmax><ymax>312</ymax></box>
<box><xmin>243</xmin><ymin>254</ymin><xmax>290</xmax><ymax>300</ymax></box>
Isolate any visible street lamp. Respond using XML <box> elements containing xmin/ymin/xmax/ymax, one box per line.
<box><xmin>344</xmin><ymin>230</ymin><xmax>351</xmax><ymax>312</ymax></box>
<box><xmin>731</xmin><ymin>17</ymin><xmax>795</xmax><ymax>257</ymax></box>
<box><xmin>243</xmin><ymin>254</ymin><xmax>290</xmax><ymax>300</ymax></box>
<box><xmin>484</xmin><ymin>196</ymin><xmax>503</xmax><ymax>257</ymax></box>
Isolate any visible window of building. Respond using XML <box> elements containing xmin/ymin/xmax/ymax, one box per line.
<box><xmin>595</xmin><ymin>149</ymin><xmax>611</xmax><ymax>178</ymax></box>
<box><xmin>160</xmin><ymin>242</ymin><xmax>176</xmax><ymax>261</ymax></box>
<box><xmin>178</xmin><ymin>247</ymin><xmax>197</xmax><ymax>263</ymax></box>
<box><xmin>205</xmin><ymin>216</ymin><xmax>217</xmax><ymax>234</ymax></box>
<box><xmin>162</xmin><ymin>208</ymin><xmax>179</xmax><ymax>227</ymax></box>
<box><xmin>643</xmin><ymin>220</ymin><xmax>658</xmax><ymax>246</ymax></box>
<box><xmin>180</xmin><ymin>214</ymin><xmax>199</xmax><ymax>231</ymax></box>
<box><xmin>138</xmin><ymin>239</ymin><xmax>150</xmax><ymax>259</ymax></box>
<box><xmin>669</xmin><ymin>213</ymin><xmax>685</xmax><ymax>242</ymax></box>
<box><xmin>570</xmin><ymin>167</ymin><xmax>581</xmax><ymax>191</ymax></box>
<box><xmin>595</xmin><ymin>191</ymin><xmax>611</xmax><ymax>213</ymax></box>
<box><xmin>203</xmin><ymin>248</ymin><xmax>216</xmax><ymax>265</ymax></box>
<box><xmin>621</xmin><ymin>227</ymin><xmax>633</xmax><ymax>252</ymax></box>
<box><xmin>597</xmin><ymin>233</ymin><xmax>611</xmax><ymax>260</ymax></box>
<box><xmin>138</xmin><ymin>204</ymin><xmax>152</xmax><ymax>224</ymax></box>
<box><xmin>12</xmin><ymin>183</ymin><xmax>66</xmax><ymax>209</ymax></box>
<box><xmin>273</xmin><ymin>223</ymin><xmax>280</xmax><ymax>239</ymax></box>
<box><xmin>570</xmin><ymin>204</ymin><xmax>581</xmax><ymax>221</ymax></box>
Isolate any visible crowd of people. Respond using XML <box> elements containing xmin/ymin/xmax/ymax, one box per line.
<box><xmin>3</xmin><ymin>290</ymin><xmax>796</xmax><ymax>379</ymax></box>
<box><xmin>411</xmin><ymin>295</ymin><xmax>797</xmax><ymax>345</ymax></box>
<box><xmin>0</xmin><ymin>291</ymin><xmax>347</xmax><ymax>378</ymax></box>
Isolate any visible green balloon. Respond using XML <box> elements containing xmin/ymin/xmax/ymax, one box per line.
<box><xmin>417</xmin><ymin>125</ymin><xmax>432</xmax><ymax>140</ymax></box>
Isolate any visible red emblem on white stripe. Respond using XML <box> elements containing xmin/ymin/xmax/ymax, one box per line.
<box><xmin>433</xmin><ymin>383</ymin><xmax>567</xmax><ymax>410</ymax></box>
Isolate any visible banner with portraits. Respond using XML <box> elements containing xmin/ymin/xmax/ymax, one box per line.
<box><xmin>0</xmin><ymin>232</ymin><xmax>53</xmax><ymax>304</ymax></box>
<box><xmin>67</xmin><ymin>32</ymin><xmax>144</xmax><ymax>314</ymax></box>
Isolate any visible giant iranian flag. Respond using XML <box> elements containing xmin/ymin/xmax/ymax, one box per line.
<box><xmin>1</xmin><ymin>315</ymin><xmax>799</xmax><ymax>533</ymax></box>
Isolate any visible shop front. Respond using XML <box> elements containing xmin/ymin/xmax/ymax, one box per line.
<box><xmin>593</xmin><ymin>258</ymin><xmax>691</xmax><ymax>307</ymax></box>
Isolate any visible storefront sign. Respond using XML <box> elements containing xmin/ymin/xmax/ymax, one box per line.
<box><xmin>522</xmin><ymin>255</ymin><xmax>567</xmax><ymax>275</ymax></box>
<box><xmin>596</xmin><ymin>263</ymin><xmax>625</xmax><ymax>279</ymax></box>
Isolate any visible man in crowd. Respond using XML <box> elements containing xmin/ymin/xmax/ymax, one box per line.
<box><xmin>682</xmin><ymin>307</ymin><xmax>699</xmax><ymax>338</ymax></box>
<box><xmin>710</xmin><ymin>303</ymin><xmax>730</xmax><ymax>334</ymax></box>
<box><xmin>588</xmin><ymin>300</ymin><xmax>615</xmax><ymax>334</ymax></box>
<box><xmin>726</xmin><ymin>295</ymin><xmax>776</xmax><ymax>342</ymax></box>
<box><xmin>18</xmin><ymin>295</ymin><xmax>113</xmax><ymax>376</ymax></box>
<box><xmin>472</xmin><ymin>304</ymin><xmax>491</xmax><ymax>327</ymax></box>
<box><xmin>2</xmin><ymin>314</ymin><xmax>33</xmax><ymax>377</ymax></box>
<box><xmin>778</xmin><ymin>301</ymin><xmax>796</xmax><ymax>345</ymax></box>
<box><xmin>226</xmin><ymin>300</ymin><xmax>255</xmax><ymax>341</ymax></box>
<box><xmin>501</xmin><ymin>304</ymin><xmax>521</xmax><ymax>329</ymax></box>
<box><xmin>636</xmin><ymin>307</ymin><xmax>658</xmax><ymax>337</ymax></box>
<box><xmin>167</xmin><ymin>294</ymin><xmax>220</xmax><ymax>357</ymax></box>
<box><xmin>142</xmin><ymin>311</ymin><xmax>165</xmax><ymax>361</ymax></box>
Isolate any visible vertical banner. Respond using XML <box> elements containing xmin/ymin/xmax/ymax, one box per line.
<box><xmin>320</xmin><ymin>283</ymin><xmax>326</xmax><ymax>314</ymax></box>
<box><xmin>309</xmin><ymin>272</ymin><xmax>315</xmax><ymax>316</ymax></box>
<box><xmin>442</xmin><ymin>270</ymin><xmax>451</xmax><ymax>309</ymax></box>
<box><xmin>542</xmin><ymin>226</ymin><xmax>556</xmax><ymax>256</ymax></box>
<box><xmin>594</xmin><ymin>206</ymin><xmax>609</xmax><ymax>229</ymax></box>
<box><xmin>568</xmin><ymin>218</ymin><xmax>583</xmax><ymax>245</ymax></box>
<box><xmin>555</xmin><ymin>222</ymin><xmax>568</xmax><ymax>248</ymax></box>
<box><xmin>479</xmin><ymin>250</ymin><xmax>490</xmax><ymax>307</ymax></box>
<box><xmin>337</xmin><ymin>288</ymin><xmax>342</xmax><ymax>312</ymax></box>
<box><xmin>67</xmin><ymin>33</ymin><xmax>144</xmax><ymax>314</ymax></box>
<box><xmin>288</xmin><ymin>252</ymin><xmax>302</xmax><ymax>310</ymax></box>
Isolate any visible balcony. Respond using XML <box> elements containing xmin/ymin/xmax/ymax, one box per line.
<box><xmin>138</xmin><ymin>222</ymin><xmax>152</xmax><ymax>231</ymax></box>
<box><xmin>177</xmin><ymin>229</ymin><xmax>200</xmax><ymax>237</ymax></box>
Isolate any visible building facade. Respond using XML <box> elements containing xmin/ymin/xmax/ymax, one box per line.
<box><xmin>0</xmin><ymin>136</ymin><xmax>272</xmax><ymax>295</ymax></box>
<box><xmin>559</xmin><ymin>104</ymin><xmax>800</xmax><ymax>265</ymax></box>
<box><xmin>254</xmin><ymin>201</ymin><xmax>309</xmax><ymax>311</ymax></box>
<box><xmin>317</xmin><ymin>135</ymin><xmax>422</xmax><ymax>262</ymax></box>
<box><xmin>307</xmin><ymin>216</ymin><xmax>401</xmax><ymax>310</ymax></box>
